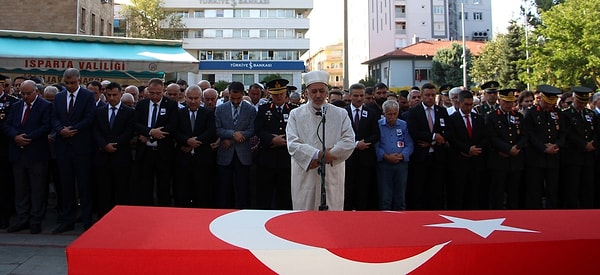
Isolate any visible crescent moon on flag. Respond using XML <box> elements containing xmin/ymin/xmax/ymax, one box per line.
<box><xmin>209</xmin><ymin>210</ymin><xmax>450</xmax><ymax>274</ymax></box>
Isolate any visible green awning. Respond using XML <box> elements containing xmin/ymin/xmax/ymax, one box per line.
<box><xmin>0</xmin><ymin>30</ymin><xmax>199</xmax><ymax>74</ymax></box>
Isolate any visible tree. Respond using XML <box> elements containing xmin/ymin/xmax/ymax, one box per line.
<box><xmin>259</xmin><ymin>74</ymin><xmax>284</xmax><ymax>84</ymax></box>
<box><xmin>522</xmin><ymin>0</ymin><xmax>600</xmax><ymax>88</ymax></box>
<box><xmin>501</xmin><ymin>22</ymin><xmax>527</xmax><ymax>90</ymax></box>
<box><xmin>358</xmin><ymin>76</ymin><xmax>378</xmax><ymax>87</ymax></box>
<box><xmin>471</xmin><ymin>35</ymin><xmax>504</xmax><ymax>86</ymax></box>
<box><xmin>431</xmin><ymin>43</ymin><xmax>472</xmax><ymax>87</ymax></box>
<box><xmin>121</xmin><ymin>0</ymin><xmax>184</xmax><ymax>40</ymax></box>
<box><xmin>214</xmin><ymin>80</ymin><xmax>229</xmax><ymax>92</ymax></box>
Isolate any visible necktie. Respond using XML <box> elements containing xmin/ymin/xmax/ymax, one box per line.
<box><xmin>354</xmin><ymin>108</ymin><xmax>360</xmax><ymax>128</ymax></box>
<box><xmin>151</xmin><ymin>103</ymin><xmax>158</xmax><ymax>127</ymax></box>
<box><xmin>190</xmin><ymin>110</ymin><xmax>196</xmax><ymax>132</ymax></box>
<box><xmin>233</xmin><ymin>106</ymin><xmax>239</xmax><ymax>126</ymax></box>
<box><xmin>68</xmin><ymin>93</ymin><xmax>74</xmax><ymax>114</ymax></box>
<box><xmin>109</xmin><ymin>106</ymin><xmax>116</xmax><ymax>129</ymax></box>
<box><xmin>277</xmin><ymin>106</ymin><xmax>282</xmax><ymax>114</ymax></box>
<box><xmin>465</xmin><ymin>114</ymin><xmax>472</xmax><ymax>138</ymax></box>
<box><xmin>426</xmin><ymin>107</ymin><xmax>434</xmax><ymax>132</ymax></box>
<box><xmin>22</xmin><ymin>103</ymin><xmax>31</xmax><ymax>126</ymax></box>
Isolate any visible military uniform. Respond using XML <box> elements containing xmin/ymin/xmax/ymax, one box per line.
<box><xmin>560</xmin><ymin>86</ymin><xmax>598</xmax><ymax>208</ymax></box>
<box><xmin>475</xmin><ymin>81</ymin><xmax>499</xmax><ymax>115</ymax></box>
<box><xmin>485</xmin><ymin>89</ymin><xmax>527</xmax><ymax>209</ymax></box>
<box><xmin>254</xmin><ymin>79</ymin><xmax>296</xmax><ymax>209</ymax></box>
<box><xmin>523</xmin><ymin>85</ymin><xmax>565</xmax><ymax>209</ymax></box>
<box><xmin>0</xmin><ymin>88</ymin><xmax>19</xmax><ymax>228</ymax></box>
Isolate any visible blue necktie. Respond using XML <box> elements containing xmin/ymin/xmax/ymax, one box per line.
<box><xmin>233</xmin><ymin>106</ymin><xmax>239</xmax><ymax>126</ymax></box>
<box><xmin>109</xmin><ymin>106</ymin><xmax>116</xmax><ymax>129</ymax></box>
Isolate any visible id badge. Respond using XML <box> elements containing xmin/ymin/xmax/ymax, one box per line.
<box><xmin>160</xmin><ymin>108</ymin><xmax>167</xmax><ymax>115</ymax></box>
<box><xmin>396</xmin><ymin>129</ymin><xmax>402</xmax><ymax>136</ymax></box>
<box><xmin>586</xmin><ymin>115</ymin><xmax>592</xmax><ymax>122</ymax></box>
<box><xmin>439</xmin><ymin>118</ymin><xmax>445</xmax><ymax>127</ymax></box>
<box><xmin>283</xmin><ymin>113</ymin><xmax>289</xmax><ymax>122</ymax></box>
<box><xmin>509</xmin><ymin>116</ymin><xmax>516</xmax><ymax>124</ymax></box>
<box><xmin>362</xmin><ymin>110</ymin><xmax>368</xmax><ymax>117</ymax></box>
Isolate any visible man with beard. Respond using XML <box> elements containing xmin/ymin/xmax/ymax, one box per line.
<box><xmin>286</xmin><ymin>71</ymin><xmax>355</xmax><ymax>210</ymax></box>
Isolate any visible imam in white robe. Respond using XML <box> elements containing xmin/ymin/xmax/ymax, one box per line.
<box><xmin>286</xmin><ymin>103</ymin><xmax>355</xmax><ymax>210</ymax></box>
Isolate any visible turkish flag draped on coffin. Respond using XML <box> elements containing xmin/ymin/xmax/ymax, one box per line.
<box><xmin>67</xmin><ymin>206</ymin><xmax>600</xmax><ymax>274</ymax></box>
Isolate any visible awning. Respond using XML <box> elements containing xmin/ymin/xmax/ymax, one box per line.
<box><xmin>0</xmin><ymin>30</ymin><xmax>199</xmax><ymax>75</ymax></box>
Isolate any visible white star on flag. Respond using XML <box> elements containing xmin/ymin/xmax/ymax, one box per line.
<box><xmin>425</xmin><ymin>215</ymin><xmax>539</xmax><ymax>238</ymax></box>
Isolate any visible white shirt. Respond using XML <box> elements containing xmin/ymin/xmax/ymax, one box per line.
<box><xmin>147</xmin><ymin>99</ymin><xmax>162</xmax><ymax>128</ymax></box>
<box><xmin>108</xmin><ymin>102</ymin><xmax>122</xmax><ymax>122</ymax></box>
<box><xmin>66</xmin><ymin>87</ymin><xmax>81</xmax><ymax>112</ymax></box>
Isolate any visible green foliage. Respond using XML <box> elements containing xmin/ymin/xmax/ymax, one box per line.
<box><xmin>259</xmin><ymin>74</ymin><xmax>284</xmax><ymax>84</ymax></box>
<box><xmin>358</xmin><ymin>76</ymin><xmax>378</xmax><ymax>87</ymax></box>
<box><xmin>431</xmin><ymin>43</ymin><xmax>471</xmax><ymax>87</ymax></box>
<box><xmin>522</xmin><ymin>0</ymin><xmax>600</xmax><ymax>88</ymax></box>
<box><xmin>122</xmin><ymin>0</ymin><xmax>185</xmax><ymax>39</ymax></box>
<box><xmin>213</xmin><ymin>80</ymin><xmax>229</xmax><ymax>92</ymax></box>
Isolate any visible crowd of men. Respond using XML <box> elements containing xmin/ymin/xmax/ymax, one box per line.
<box><xmin>1</xmin><ymin>68</ymin><xmax>600</xmax><ymax>235</ymax></box>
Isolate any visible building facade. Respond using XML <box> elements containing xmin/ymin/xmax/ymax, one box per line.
<box><xmin>368</xmin><ymin>0</ymin><xmax>492</xmax><ymax>59</ymax></box>
<box><xmin>305</xmin><ymin>42</ymin><xmax>344</xmax><ymax>88</ymax></box>
<box><xmin>0</xmin><ymin>0</ymin><xmax>114</xmax><ymax>36</ymax></box>
<box><xmin>363</xmin><ymin>40</ymin><xmax>485</xmax><ymax>90</ymax></box>
<box><xmin>161</xmin><ymin>0</ymin><xmax>312</xmax><ymax>88</ymax></box>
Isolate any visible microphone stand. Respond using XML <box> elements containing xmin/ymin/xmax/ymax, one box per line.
<box><xmin>318</xmin><ymin>105</ymin><xmax>329</xmax><ymax>211</ymax></box>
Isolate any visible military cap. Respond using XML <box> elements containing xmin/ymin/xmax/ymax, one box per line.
<box><xmin>481</xmin><ymin>81</ymin><xmax>500</xmax><ymax>92</ymax></box>
<box><xmin>439</xmin><ymin>84</ymin><xmax>453</xmax><ymax>95</ymax></box>
<box><xmin>287</xmin><ymin>85</ymin><xmax>298</xmax><ymax>92</ymax></box>
<box><xmin>498</xmin><ymin>88</ymin><xmax>518</xmax><ymax>102</ymax></box>
<box><xmin>536</xmin><ymin>84</ymin><xmax>561</xmax><ymax>96</ymax></box>
<box><xmin>572</xmin><ymin>86</ymin><xmax>593</xmax><ymax>102</ymax></box>
<box><xmin>265</xmin><ymin>79</ymin><xmax>289</xmax><ymax>95</ymax></box>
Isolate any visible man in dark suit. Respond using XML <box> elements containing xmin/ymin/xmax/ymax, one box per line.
<box><xmin>87</xmin><ymin>80</ymin><xmax>106</xmax><ymax>108</ymax></box>
<box><xmin>93</xmin><ymin>82</ymin><xmax>135</xmax><ymax>218</ymax></box>
<box><xmin>254</xmin><ymin>79</ymin><xmax>295</xmax><ymax>210</ymax></box>
<box><xmin>523</xmin><ymin>85</ymin><xmax>564</xmax><ymax>209</ymax></box>
<box><xmin>3</xmin><ymin>80</ymin><xmax>52</xmax><ymax>234</ymax></box>
<box><xmin>0</xmin><ymin>77</ymin><xmax>19</xmax><ymax>229</ymax></box>
<box><xmin>215</xmin><ymin>82</ymin><xmax>256</xmax><ymax>209</ymax></box>
<box><xmin>405</xmin><ymin>83</ymin><xmax>449</xmax><ymax>210</ymax></box>
<box><xmin>446</xmin><ymin>91</ymin><xmax>487</xmax><ymax>210</ymax></box>
<box><xmin>51</xmin><ymin>68</ymin><xmax>96</xmax><ymax>233</ymax></box>
<box><xmin>133</xmin><ymin>78</ymin><xmax>179</xmax><ymax>206</ymax></box>
<box><xmin>343</xmin><ymin>83</ymin><xmax>380</xmax><ymax>210</ymax></box>
<box><xmin>173</xmin><ymin>85</ymin><xmax>216</xmax><ymax>208</ymax></box>
<box><xmin>486</xmin><ymin>89</ymin><xmax>527</xmax><ymax>210</ymax></box>
<box><xmin>560</xmin><ymin>86</ymin><xmax>598</xmax><ymax>208</ymax></box>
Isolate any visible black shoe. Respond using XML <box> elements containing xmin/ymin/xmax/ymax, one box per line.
<box><xmin>52</xmin><ymin>223</ymin><xmax>74</xmax><ymax>234</ymax></box>
<box><xmin>30</xmin><ymin>224</ymin><xmax>42</xmax><ymax>234</ymax></box>
<box><xmin>7</xmin><ymin>222</ymin><xmax>29</xmax><ymax>233</ymax></box>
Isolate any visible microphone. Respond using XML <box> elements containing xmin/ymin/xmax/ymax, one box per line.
<box><xmin>321</xmin><ymin>105</ymin><xmax>327</xmax><ymax>115</ymax></box>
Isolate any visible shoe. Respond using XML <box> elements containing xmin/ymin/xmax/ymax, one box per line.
<box><xmin>52</xmin><ymin>223</ymin><xmax>74</xmax><ymax>234</ymax></box>
<box><xmin>7</xmin><ymin>222</ymin><xmax>29</xmax><ymax>233</ymax></box>
<box><xmin>30</xmin><ymin>224</ymin><xmax>42</xmax><ymax>234</ymax></box>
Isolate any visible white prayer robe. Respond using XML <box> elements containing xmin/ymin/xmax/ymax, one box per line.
<box><xmin>286</xmin><ymin>103</ymin><xmax>355</xmax><ymax>210</ymax></box>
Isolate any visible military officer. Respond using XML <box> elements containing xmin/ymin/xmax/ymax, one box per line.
<box><xmin>254</xmin><ymin>79</ymin><xmax>296</xmax><ymax>210</ymax></box>
<box><xmin>560</xmin><ymin>86</ymin><xmax>597</xmax><ymax>208</ymax></box>
<box><xmin>0</xmin><ymin>77</ymin><xmax>19</xmax><ymax>229</ymax></box>
<box><xmin>475</xmin><ymin>81</ymin><xmax>500</xmax><ymax>115</ymax></box>
<box><xmin>523</xmin><ymin>85</ymin><xmax>565</xmax><ymax>209</ymax></box>
<box><xmin>485</xmin><ymin>88</ymin><xmax>527</xmax><ymax>209</ymax></box>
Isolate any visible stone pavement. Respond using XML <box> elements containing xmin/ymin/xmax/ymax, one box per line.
<box><xmin>0</xmin><ymin>194</ymin><xmax>84</xmax><ymax>275</ymax></box>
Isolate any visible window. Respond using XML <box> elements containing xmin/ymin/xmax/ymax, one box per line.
<box><xmin>176</xmin><ymin>11</ymin><xmax>189</xmax><ymax>18</ymax></box>
<box><xmin>395</xmin><ymin>22</ymin><xmax>406</xmax><ymax>34</ymax></box>
<box><xmin>215</xmin><ymin>30</ymin><xmax>223</xmax><ymax>37</ymax></box>
<box><xmin>204</xmin><ymin>29</ymin><xmax>216</xmax><ymax>37</ymax></box>
<box><xmin>100</xmin><ymin>19</ymin><xmax>105</xmax><ymax>36</ymax></box>
<box><xmin>433</xmin><ymin>6</ymin><xmax>444</xmax><ymax>15</ymax></box>
<box><xmin>213</xmin><ymin>51</ymin><xmax>225</xmax><ymax>60</ymax></box>
<box><xmin>434</xmin><ymin>22</ymin><xmax>445</xmax><ymax>32</ymax></box>
<box><xmin>232</xmin><ymin>74</ymin><xmax>255</xmax><ymax>86</ymax></box>
<box><xmin>194</xmin><ymin>11</ymin><xmax>204</xmax><ymax>18</ymax></box>
<box><xmin>459</xmin><ymin>12</ymin><xmax>468</xmax><ymax>20</ymax></box>
<box><xmin>205</xmin><ymin>10</ymin><xmax>217</xmax><ymax>17</ymax></box>
<box><xmin>202</xmin><ymin>74</ymin><xmax>215</xmax><ymax>84</ymax></box>
<box><xmin>108</xmin><ymin>22</ymin><xmax>112</xmax><ymax>35</ymax></box>
<box><xmin>230</xmin><ymin>51</ymin><xmax>243</xmax><ymax>60</ymax></box>
<box><xmin>242</xmin><ymin>29</ymin><xmax>250</xmax><ymax>38</ymax></box>
<box><xmin>473</xmin><ymin>12</ymin><xmax>483</xmax><ymax>20</ymax></box>
<box><xmin>415</xmin><ymin>69</ymin><xmax>430</xmax><ymax>81</ymax></box>
<box><xmin>216</xmin><ymin>9</ymin><xmax>224</xmax><ymax>17</ymax></box>
<box><xmin>276</xmin><ymin>29</ymin><xmax>285</xmax><ymax>38</ymax></box>
<box><xmin>91</xmin><ymin>13</ymin><xmax>96</xmax><ymax>35</ymax></box>
<box><xmin>194</xmin><ymin>30</ymin><xmax>203</xmax><ymax>38</ymax></box>
<box><xmin>80</xmin><ymin>8</ymin><xmax>86</xmax><ymax>32</ymax></box>
<box><xmin>395</xmin><ymin>6</ymin><xmax>406</xmax><ymax>18</ymax></box>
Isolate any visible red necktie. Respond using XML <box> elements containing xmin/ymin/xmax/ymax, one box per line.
<box><xmin>21</xmin><ymin>103</ymin><xmax>31</xmax><ymax>126</ymax></box>
<box><xmin>465</xmin><ymin>114</ymin><xmax>472</xmax><ymax>138</ymax></box>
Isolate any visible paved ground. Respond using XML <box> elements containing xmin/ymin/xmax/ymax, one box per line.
<box><xmin>0</xmin><ymin>193</ymin><xmax>83</xmax><ymax>275</ymax></box>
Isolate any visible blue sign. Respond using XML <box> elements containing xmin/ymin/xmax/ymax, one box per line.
<box><xmin>199</xmin><ymin>60</ymin><xmax>305</xmax><ymax>71</ymax></box>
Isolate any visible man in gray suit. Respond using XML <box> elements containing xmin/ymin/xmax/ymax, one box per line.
<box><xmin>215</xmin><ymin>82</ymin><xmax>256</xmax><ymax>209</ymax></box>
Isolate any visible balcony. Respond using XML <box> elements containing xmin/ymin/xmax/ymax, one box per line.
<box><xmin>183</xmin><ymin>37</ymin><xmax>309</xmax><ymax>50</ymax></box>
<box><xmin>181</xmin><ymin>17</ymin><xmax>309</xmax><ymax>30</ymax></box>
